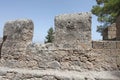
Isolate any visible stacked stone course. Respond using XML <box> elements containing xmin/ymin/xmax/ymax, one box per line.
<box><xmin>103</xmin><ymin>23</ymin><xmax>117</xmax><ymax>40</ymax></box>
<box><xmin>92</xmin><ymin>41</ymin><xmax>120</xmax><ymax>49</ymax></box>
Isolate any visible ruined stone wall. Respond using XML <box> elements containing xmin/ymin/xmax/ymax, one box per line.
<box><xmin>116</xmin><ymin>16</ymin><xmax>120</xmax><ymax>40</ymax></box>
<box><xmin>103</xmin><ymin>23</ymin><xmax>116</xmax><ymax>40</ymax></box>
<box><xmin>1</xmin><ymin>19</ymin><xmax>34</xmax><ymax>59</ymax></box>
<box><xmin>0</xmin><ymin>13</ymin><xmax>120</xmax><ymax>80</ymax></box>
<box><xmin>0</xmin><ymin>43</ymin><xmax>120</xmax><ymax>71</ymax></box>
<box><xmin>92</xmin><ymin>41</ymin><xmax>120</xmax><ymax>49</ymax></box>
<box><xmin>0</xmin><ymin>45</ymin><xmax>120</xmax><ymax>80</ymax></box>
<box><xmin>54</xmin><ymin>12</ymin><xmax>91</xmax><ymax>50</ymax></box>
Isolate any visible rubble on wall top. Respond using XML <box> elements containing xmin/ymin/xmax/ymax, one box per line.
<box><xmin>55</xmin><ymin>12</ymin><xmax>92</xmax><ymax>20</ymax></box>
<box><xmin>5</xmin><ymin>19</ymin><xmax>33</xmax><ymax>24</ymax></box>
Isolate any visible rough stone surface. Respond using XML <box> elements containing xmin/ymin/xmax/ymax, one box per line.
<box><xmin>0</xmin><ymin>43</ymin><xmax>119</xmax><ymax>72</ymax></box>
<box><xmin>0</xmin><ymin>67</ymin><xmax>120</xmax><ymax>80</ymax></box>
<box><xmin>116</xmin><ymin>16</ymin><xmax>120</xmax><ymax>40</ymax></box>
<box><xmin>92</xmin><ymin>41</ymin><xmax>104</xmax><ymax>49</ymax></box>
<box><xmin>0</xmin><ymin>13</ymin><xmax>120</xmax><ymax>80</ymax></box>
<box><xmin>92</xmin><ymin>41</ymin><xmax>118</xmax><ymax>49</ymax></box>
<box><xmin>103</xmin><ymin>23</ymin><xmax>117</xmax><ymax>40</ymax></box>
<box><xmin>116</xmin><ymin>41</ymin><xmax>120</xmax><ymax>49</ymax></box>
<box><xmin>54</xmin><ymin>12</ymin><xmax>92</xmax><ymax>50</ymax></box>
<box><xmin>1</xmin><ymin>19</ymin><xmax>34</xmax><ymax>59</ymax></box>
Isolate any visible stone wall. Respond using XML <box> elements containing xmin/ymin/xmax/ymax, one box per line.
<box><xmin>54</xmin><ymin>12</ymin><xmax>91</xmax><ymax>50</ymax></box>
<box><xmin>1</xmin><ymin>19</ymin><xmax>34</xmax><ymax>59</ymax></box>
<box><xmin>103</xmin><ymin>23</ymin><xmax>116</xmax><ymax>40</ymax></box>
<box><xmin>0</xmin><ymin>43</ymin><xmax>120</xmax><ymax>72</ymax></box>
<box><xmin>0</xmin><ymin>43</ymin><xmax>120</xmax><ymax>80</ymax></box>
<box><xmin>116</xmin><ymin>16</ymin><xmax>120</xmax><ymax>40</ymax></box>
<box><xmin>0</xmin><ymin>13</ymin><xmax>120</xmax><ymax>80</ymax></box>
<box><xmin>0</xmin><ymin>67</ymin><xmax>119</xmax><ymax>80</ymax></box>
<box><xmin>92</xmin><ymin>41</ymin><xmax>120</xmax><ymax>49</ymax></box>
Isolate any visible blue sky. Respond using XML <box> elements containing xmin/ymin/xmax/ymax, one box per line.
<box><xmin>0</xmin><ymin>0</ymin><xmax>102</xmax><ymax>43</ymax></box>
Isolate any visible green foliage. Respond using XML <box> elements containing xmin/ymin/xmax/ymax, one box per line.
<box><xmin>91</xmin><ymin>0</ymin><xmax>120</xmax><ymax>34</ymax></box>
<box><xmin>45</xmin><ymin>27</ymin><xmax>54</xmax><ymax>43</ymax></box>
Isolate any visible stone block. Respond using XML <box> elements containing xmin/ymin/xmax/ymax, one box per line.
<box><xmin>47</xmin><ymin>61</ymin><xmax>60</xmax><ymax>69</ymax></box>
<box><xmin>54</xmin><ymin>12</ymin><xmax>92</xmax><ymax>50</ymax></box>
<box><xmin>92</xmin><ymin>41</ymin><xmax>104</xmax><ymax>49</ymax></box>
<box><xmin>116</xmin><ymin>41</ymin><xmax>120</xmax><ymax>49</ymax></box>
<box><xmin>3</xmin><ymin>19</ymin><xmax>33</xmax><ymax>42</ymax></box>
<box><xmin>116</xmin><ymin>16</ymin><xmax>120</xmax><ymax>40</ymax></box>
<box><xmin>103</xmin><ymin>23</ymin><xmax>116</xmax><ymax>40</ymax></box>
<box><xmin>116</xmin><ymin>55</ymin><xmax>120</xmax><ymax>69</ymax></box>
<box><xmin>1</xmin><ymin>19</ymin><xmax>34</xmax><ymax>59</ymax></box>
<box><xmin>103</xmin><ymin>41</ymin><xmax>116</xmax><ymax>49</ymax></box>
<box><xmin>92</xmin><ymin>41</ymin><xmax>117</xmax><ymax>49</ymax></box>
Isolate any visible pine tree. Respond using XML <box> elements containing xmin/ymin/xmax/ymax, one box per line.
<box><xmin>91</xmin><ymin>0</ymin><xmax>120</xmax><ymax>35</ymax></box>
<box><xmin>45</xmin><ymin>27</ymin><xmax>54</xmax><ymax>43</ymax></box>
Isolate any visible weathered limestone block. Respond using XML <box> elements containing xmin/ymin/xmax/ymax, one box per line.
<box><xmin>1</xmin><ymin>19</ymin><xmax>34</xmax><ymax>59</ymax></box>
<box><xmin>92</xmin><ymin>41</ymin><xmax>104</xmax><ymax>49</ymax></box>
<box><xmin>103</xmin><ymin>23</ymin><xmax>117</xmax><ymax>40</ymax></box>
<box><xmin>116</xmin><ymin>16</ymin><xmax>120</xmax><ymax>40</ymax></box>
<box><xmin>92</xmin><ymin>41</ymin><xmax>117</xmax><ymax>49</ymax></box>
<box><xmin>54</xmin><ymin>12</ymin><xmax>92</xmax><ymax>50</ymax></box>
<box><xmin>103</xmin><ymin>41</ymin><xmax>116</xmax><ymax>49</ymax></box>
<box><xmin>116</xmin><ymin>55</ymin><xmax>120</xmax><ymax>69</ymax></box>
<box><xmin>3</xmin><ymin>19</ymin><xmax>33</xmax><ymax>42</ymax></box>
<box><xmin>116</xmin><ymin>41</ymin><xmax>120</xmax><ymax>49</ymax></box>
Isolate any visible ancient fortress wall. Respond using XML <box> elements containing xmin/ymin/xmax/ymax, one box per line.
<box><xmin>0</xmin><ymin>12</ymin><xmax>120</xmax><ymax>80</ymax></box>
<box><xmin>1</xmin><ymin>19</ymin><xmax>34</xmax><ymax>59</ymax></box>
<box><xmin>92</xmin><ymin>41</ymin><xmax>120</xmax><ymax>49</ymax></box>
<box><xmin>116</xmin><ymin>16</ymin><xmax>120</xmax><ymax>40</ymax></box>
<box><xmin>54</xmin><ymin>12</ymin><xmax>91</xmax><ymax>49</ymax></box>
<box><xmin>102</xmin><ymin>23</ymin><xmax>117</xmax><ymax>40</ymax></box>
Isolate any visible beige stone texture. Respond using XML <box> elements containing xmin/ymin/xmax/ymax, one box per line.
<box><xmin>54</xmin><ymin>12</ymin><xmax>92</xmax><ymax>50</ymax></box>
